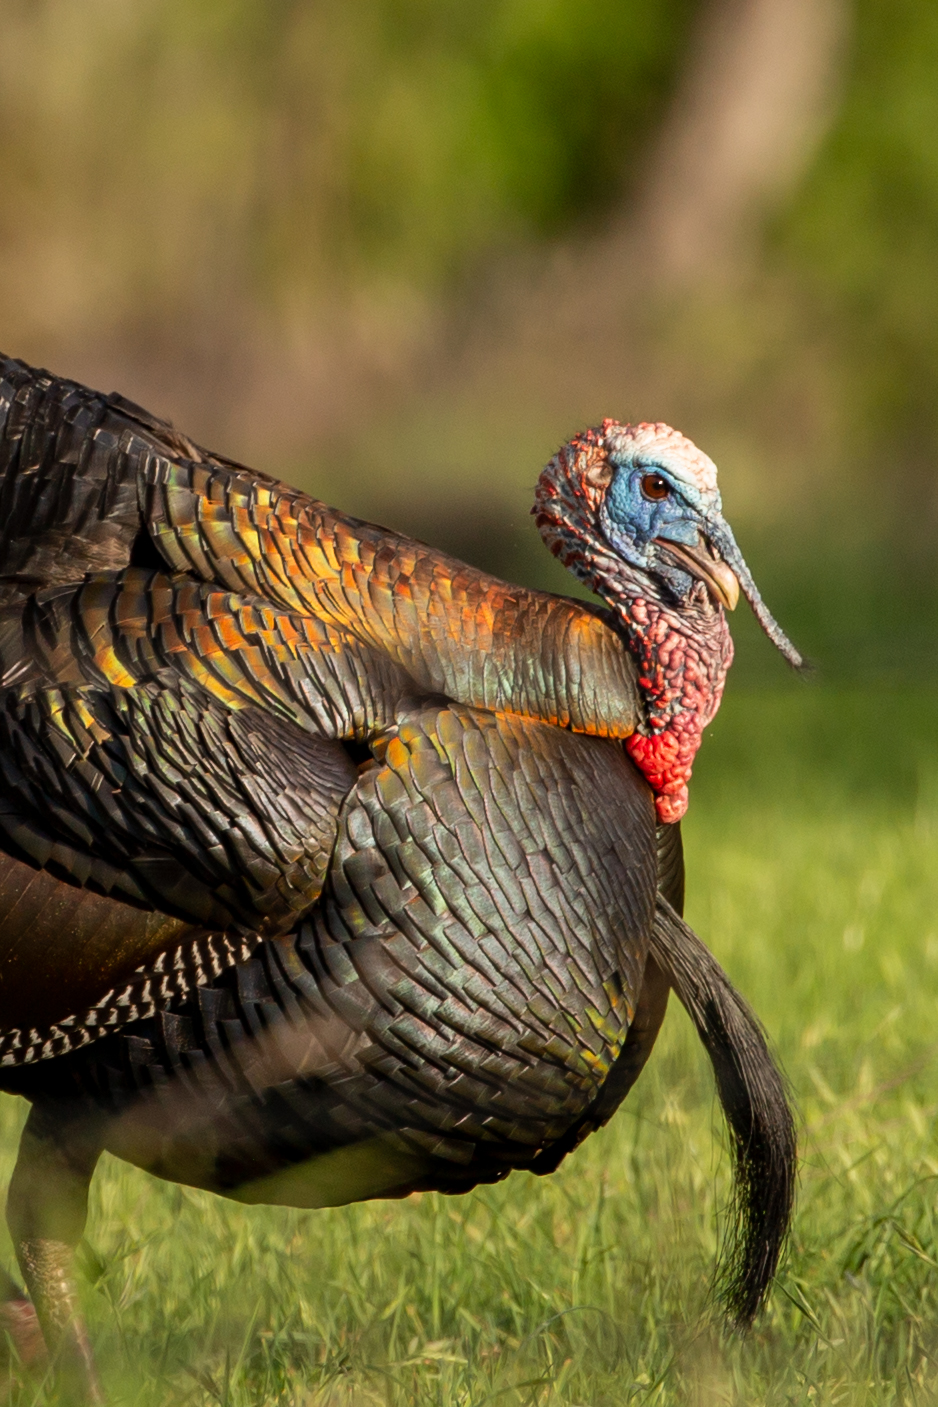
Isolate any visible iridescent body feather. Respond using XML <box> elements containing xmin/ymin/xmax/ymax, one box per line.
<box><xmin>0</xmin><ymin>356</ymin><xmax>796</xmax><ymax>1393</ymax></box>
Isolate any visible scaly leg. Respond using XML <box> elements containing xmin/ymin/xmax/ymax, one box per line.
<box><xmin>6</xmin><ymin>1102</ymin><xmax>104</xmax><ymax>1403</ymax></box>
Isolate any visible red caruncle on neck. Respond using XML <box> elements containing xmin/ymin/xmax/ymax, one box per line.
<box><xmin>622</xmin><ymin>592</ymin><xmax>733</xmax><ymax>822</ymax></box>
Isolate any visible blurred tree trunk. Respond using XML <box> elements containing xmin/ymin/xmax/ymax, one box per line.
<box><xmin>411</xmin><ymin>0</ymin><xmax>851</xmax><ymax>425</ymax></box>
<box><xmin>625</xmin><ymin>0</ymin><xmax>849</xmax><ymax>282</ymax></box>
<box><xmin>250</xmin><ymin>0</ymin><xmax>852</xmax><ymax>477</ymax></box>
<box><xmin>361</xmin><ymin>0</ymin><xmax>852</xmax><ymax>572</ymax></box>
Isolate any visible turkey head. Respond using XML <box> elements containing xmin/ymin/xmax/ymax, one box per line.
<box><xmin>534</xmin><ymin>421</ymin><xmax>803</xmax><ymax>822</ymax></box>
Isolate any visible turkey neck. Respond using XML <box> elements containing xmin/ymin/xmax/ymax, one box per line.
<box><xmin>600</xmin><ymin>561</ymin><xmax>734</xmax><ymax>824</ymax></box>
<box><xmin>534</xmin><ymin>494</ymin><xmax>733</xmax><ymax>823</ymax></box>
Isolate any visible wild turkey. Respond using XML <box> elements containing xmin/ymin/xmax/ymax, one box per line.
<box><xmin>0</xmin><ymin>354</ymin><xmax>798</xmax><ymax>1398</ymax></box>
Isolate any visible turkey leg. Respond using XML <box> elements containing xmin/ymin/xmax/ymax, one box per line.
<box><xmin>6</xmin><ymin>1103</ymin><xmax>104</xmax><ymax>1403</ymax></box>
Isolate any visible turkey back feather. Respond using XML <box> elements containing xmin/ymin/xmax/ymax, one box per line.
<box><xmin>0</xmin><ymin>354</ymin><xmax>640</xmax><ymax>742</ymax></box>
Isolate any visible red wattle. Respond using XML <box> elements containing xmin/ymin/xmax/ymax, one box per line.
<box><xmin>625</xmin><ymin>733</ymin><xmax>692</xmax><ymax>823</ymax></box>
<box><xmin>622</xmin><ymin>596</ymin><xmax>733</xmax><ymax>821</ymax></box>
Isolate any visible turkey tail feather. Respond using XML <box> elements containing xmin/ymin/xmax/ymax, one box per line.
<box><xmin>649</xmin><ymin>896</ymin><xmax>795</xmax><ymax>1326</ymax></box>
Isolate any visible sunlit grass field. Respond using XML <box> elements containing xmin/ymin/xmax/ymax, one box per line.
<box><xmin>1</xmin><ymin>683</ymin><xmax>937</xmax><ymax>1405</ymax></box>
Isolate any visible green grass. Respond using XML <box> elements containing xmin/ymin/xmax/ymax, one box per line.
<box><xmin>2</xmin><ymin>683</ymin><xmax>938</xmax><ymax>1405</ymax></box>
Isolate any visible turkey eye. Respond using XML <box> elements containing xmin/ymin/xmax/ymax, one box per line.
<box><xmin>640</xmin><ymin>472</ymin><xmax>670</xmax><ymax>502</ymax></box>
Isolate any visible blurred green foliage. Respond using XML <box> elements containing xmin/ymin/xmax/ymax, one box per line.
<box><xmin>0</xmin><ymin>0</ymin><xmax>691</xmax><ymax>336</ymax></box>
<box><xmin>299</xmin><ymin>0</ymin><xmax>693</xmax><ymax>278</ymax></box>
<box><xmin>4</xmin><ymin>0</ymin><xmax>938</xmax><ymax>408</ymax></box>
<box><xmin>5</xmin><ymin>0</ymin><xmax>938</xmax><ymax>455</ymax></box>
<box><xmin>782</xmin><ymin>0</ymin><xmax>938</xmax><ymax>517</ymax></box>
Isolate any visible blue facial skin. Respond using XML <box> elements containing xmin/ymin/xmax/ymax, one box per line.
<box><xmin>605</xmin><ymin>467</ymin><xmax>707</xmax><ymax>549</ymax></box>
<box><xmin>597</xmin><ymin>452</ymin><xmax>806</xmax><ymax>671</ymax></box>
<box><xmin>600</xmin><ymin>462</ymin><xmax>722</xmax><ymax>604</ymax></box>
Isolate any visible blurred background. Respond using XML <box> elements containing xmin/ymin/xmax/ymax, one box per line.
<box><xmin>1</xmin><ymin>0</ymin><xmax>936</xmax><ymax>686</ymax></box>
<box><xmin>5</xmin><ymin>5</ymin><xmax>938</xmax><ymax>1398</ymax></box>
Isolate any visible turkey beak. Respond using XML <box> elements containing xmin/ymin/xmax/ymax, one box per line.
<box><xmin>654</xmin><ymin>538</ymin><xmax>740</xmax><ymax>610</ymax></box>
<box><xmin>704</xmin><ymin>558</ymin><xmax>740</xmax><ymax>611</ymax></box>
